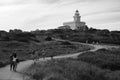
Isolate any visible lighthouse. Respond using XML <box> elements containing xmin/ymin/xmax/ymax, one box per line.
<box><xmin>61</xmin><ymin>10</ymin><xmax>88</xmax><ymax>30</ymax></box>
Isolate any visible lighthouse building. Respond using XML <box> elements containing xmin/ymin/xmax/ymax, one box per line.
<box><xmin>60</xmin><ymin>10</ymin><xmax>88</xmax><ymax>30</ymax></box>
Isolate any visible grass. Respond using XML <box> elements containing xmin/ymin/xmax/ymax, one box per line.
<box><xmin>34</xmin><ymin>40</ymin><xmax>91</xmax><ymax>57</ymax></box>
<box><xmin>78</xmin><ymin>48</ymin><xmax>120</xmax><ymax>71</ymax></box>
<box><xmin>24</xmin><ymin>59</ymin><xmax>120</xmax><ymax>80</ymax></box>
<box><xmin>23</xmin><ymin>45</ymin><xmax>120</xmax><ymax>80</ymax></box>
<box><xmin>0</xmin><ymin>41</ymin><xmax>32</xmax><ymax>67</ymax></box>
<box><xmin>0</xmin><ymin>40</ymin><xmax>91</xmax><ymax>67</ymax></box>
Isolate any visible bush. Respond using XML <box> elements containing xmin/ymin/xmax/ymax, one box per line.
<box><xmin>35</xmin><ymin>41</ymin><xmax>91</xmax><ymax>57</ymax></box>
<box><xmin>45</xmin><ymin>36</ymin><xmax>52</xmax><ymax>41</ymax></box>
<box><xmin>61</xmin><ymin>41</ymin><xmax>72</xmax><ymax>45</ymax></box>
<box><xmin>44</xmin><ymin>73</ymin><xmax>67</xmax><ymax>80</ymax></box>
<box><xmin>0</xmin><ymin>62</ymin><xmax>4</xmax><ymax>67</ymax></box>
<box><xmin>78</xmin><ymin>48</ymin><xmax>120</xmax><ymax>70</ymax></box>
<box><xmin>24</xmin><ymin>59</ymin><xmax>113</xmax><ymax>80</ymax></box>
<box><xmin>0</xmin><ymin>61</ymin><xmax>9</xmax><ymax>67</ymax></box>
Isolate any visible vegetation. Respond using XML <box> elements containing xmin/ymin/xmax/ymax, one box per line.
<box><xmin>24</xmin><ymin>59</ymin><xmax>120</xmax><ymax>80</ymax></box>
<box><xmin>0</xmin><ymin>41</ymin><xmax>32</xmax><ymax>67</ymax></box>
<box><xmin>78</xmin><ymin>48</ymin><xmax>120</xmax><ymax>71</ymax></box>
<box><xmin>0</xmin><ymin>28</ymin><xmax>120</xmax><ymax>44</ymax></box>
<box><xmin>30</xmin><ymin>40</ymin><xmax>91</xmax><ymax>57</ymax></box>
<box><xmin>0</xmin><ymin>30</ymin><xmax>39</xmax><ymax>42</ymax></box>
<box><xmin>0</xmin><ymin>40</ymin><xmax>91</xmax><ymax>67</ymax></box>
<box><xmin>45</xmin><ymin>36</ymin><xmax>52</xmax><ymax>41</ymax></box>
<box><xmin>32</xmin><ymin>28</ymin><xmax>120</xmax><ymax>44</ymax></box>
<box><xmin>0</xmin><ymin>28</ymin><xmax>120</xmax><ymax>80</ymax></box>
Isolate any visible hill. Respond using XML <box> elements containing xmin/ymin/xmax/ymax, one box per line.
<box><xmin>0</xmin><ymin>30</ymin><xmax>39</xmax><ymax>43</ymax></box>
<box><xmin>32</xmin><ymin>28</ymin><xmax>120</xmax><ymax>45</ymax></box>
<box><xmin>1</xmin><ymin>28</ymin><xmax>120</xmax><ymax>45</ymax></box>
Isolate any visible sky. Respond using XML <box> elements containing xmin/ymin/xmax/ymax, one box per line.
<box><xmin>0</xmin><ymin>0</ymin><xmax>120</xmax><ymax>31</ymax></box>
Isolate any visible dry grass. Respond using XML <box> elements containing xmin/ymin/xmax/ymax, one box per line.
<box><xmin>78</xmin><ymin>48</ymin><xmax>120</xmax><ymax>70</ymax></box>
<box><xmin>34</xmin><ymin>40</ymin><xmax>91</xmax><ymax>57</ymax></box>
<box><xmin>0</xmin><ymin>40</ymin><xmax>91</xmax><ymax>67</ymax></box>
<box><xmin>24</xmin><ymin>59</ymin><xmax>120</xmax><ymax>80</ymax></box>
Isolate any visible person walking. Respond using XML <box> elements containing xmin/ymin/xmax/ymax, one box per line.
<box><xmin>10</xmin><ymin>50</ymin><xmax>17</xmax><ymax>71</ymax></box>
<box><xmin>12</xmin><ymin>53</ymin><xmax>19</xmax><ymax>72</ymax></box>
<box><xmin>10</xmin><ymin>53</ymin><xmax>14</xmax><ymax>71</ymax></box>
<box><xmin>10</xmin><ymin>51</ymin><xmax>19</xmax><ymax>71</ymax></box>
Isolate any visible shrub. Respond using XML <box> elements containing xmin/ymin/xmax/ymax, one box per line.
<box><xmin>44</xmin><ymin>73</ymin><xmax>67</xmax><ymax>80</ymax></box>
<box><xmin>24</xmin><ymin>59</ymin><xmax>112</xmax><ymax>80</ymax></box>
<box><xmin>61</xmin><ymin>41</ymin><xmax>72</xmax><ymax>45</ymax></box>
<box><xmin>0</xmin><ymin>61</ymin><xmax>9</xmax><ymax>67</ymax></box>
<box><xmin>78</xmin><ymin>48</ymin><xmax>120</xmax><ymax>70</ymax></box>
<box><xmin>0</xmin><ymin>62</ymin><xmax>4</xmax><ymax>67</ymax></box>
<box><xmin>45</xmin><ymin>36</ymin><xmax>52</xmax><ymax>41</ymax></box>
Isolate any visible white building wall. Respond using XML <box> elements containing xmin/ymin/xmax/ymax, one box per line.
<box><xmin>62</xmin><ymin>10</ymin><xmax>87</xmax><ymax>30</ymax></box>
<box><xmin>63</xmin><ymin>22</ymin><xmax>76</xmax><ymax>30</ymax></box>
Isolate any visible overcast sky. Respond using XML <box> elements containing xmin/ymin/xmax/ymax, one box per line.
<box><xmin>0</xmin><ymin>0</ymin><xmax>120</xmax><ymax>31</ymax></box>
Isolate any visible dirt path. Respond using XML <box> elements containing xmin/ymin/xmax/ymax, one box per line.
<box><xmin>0</xmin><ymin>60</ymin><xmax>33</xmax><ymax>80</ymax></box>
<box><xmin>0</xmin><ymin>43</ymin><xmax>119</xmax><ymax>80</ymax></box>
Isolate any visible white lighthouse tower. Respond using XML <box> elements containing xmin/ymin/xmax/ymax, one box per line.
<box><xmin>73</xmin><ymin>10</ymin><xmax>81</xmax><ymax>22</ymax></box>
<box><xmin>60</xmin><ymin>10</ymin><xmax>88</xmax><ymax>30</ymax></box>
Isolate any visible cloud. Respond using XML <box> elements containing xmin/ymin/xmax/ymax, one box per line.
<box><xmin>0</xmin><ymin>0</ymin><xmax>120</xmax><ymax>31</ymax></box>
<box><xmin>89</xmin><ymin>22</ymin><xmax>120</xmax><ymax>31</ymax></box>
